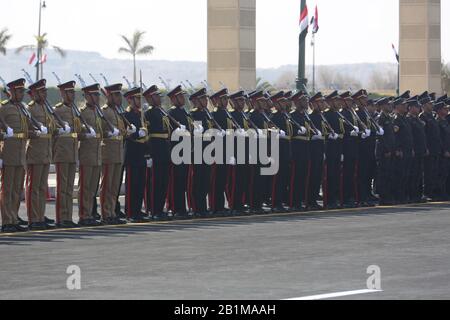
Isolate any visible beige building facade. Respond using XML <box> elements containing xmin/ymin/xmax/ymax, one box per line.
<box><xmin>207</xmin><ymin>0</ymin><xmax>256</xmax><ymax>92</ymax></box>
<box><xmin>399</xmin><ymin>0</ymin><xmax>441</xmax><ymax>95</ymax></box>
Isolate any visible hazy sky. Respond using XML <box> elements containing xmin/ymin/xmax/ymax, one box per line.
<box><xmin>1</xmin><ymin>0</ymin><xmax>449</xmax><ymax>68</ymax></box>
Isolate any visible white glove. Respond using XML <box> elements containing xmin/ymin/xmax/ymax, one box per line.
<box><xmin>0</xmin><ymin>159</ymin><xmax>3</xmax><ymax>169</ymax></box>
<box><xmin>40</xmin><ymin>126</ymin><xmax>48</xmax><ymax>134</ymax></box>
<box><xmin>353</xmin><ymin>126</ymin><xmax>360</xmax><ymax>134</ymax></box>
<box><xmin>216</xmin><ymin>130</ymin><xmax>226</xmax><ymax>138</ymax></box>
<box><xmin>377</xmin><ymin>128</ymin><xmax>385</xmax><ymax>136</ymax></box>
<box><xmin>361</xmin><ymin>132</ymin><xmax>369</xmax><ymax>139</ymax></box>
<box><xmin>298</xmin><ymin>126</ymin><xmax>307</xmax><ymax>135</ymax></box>
<box><xmin>257</xmin><ymin>129</ymin><xmax>264</xmax><ymax>136</ymax></box>
<box><xmin>127</xmin><ymin>124</ymin><xmax>137</xmax><ymax>135</ymax></box>
<box><xmin>312</xmin><ymin>132</ymin><xmax>323</xmax><ymax>141</ymax></box>
<box><xmin>236</xmin><ymin>129</ymin><xmax>247</xmax><ymax>137</ymax></box>
<box><xmin>109</xmin><ymin>128</ymin><xmax>120</xmax><ymax>137</ymax></box>
<box><xmin>350</xmin><ymin>130</ymin><xmax>359</xmax><ymax>137</ymax></box>
<box><xmin>228</xmin><ymin>156</ymin><xmax>237</xmax><ymax>166</ymax></box>
<box><xmin>365</xmin><ymin>129</ymin><xmax>371</xmax><ymax>137</ymax></box>
<box><xmin>146</xmin><ymin>159</ymin><xmax>153</xmax><ymax>168</ymax></box>
<box><xmin>138</xmin><ymin>129</ymin><xmax>147</xmax><ymax>138</ymax></box>
<box><xmin>179</xmin><ymin>125</ymin><xmax>187</xmax><ymax>132</ymax></box>
<box><xmin>87</xmin><ymin>127</ymin><xmax>97</xmax><ymax>138</ymax></box>
<box><xmin>5</xmin><ymin>127</ymin><xmax>14</xmax><ymax>138</ymax></box>
<box><xmin>194</xmin><ymin>124</ymin><xmax>204</xmax><ymax>133</ymax></box>
<box><xmin>279</xmin><ymin>130</ymin><xmax>286</xmax><ymax>138</ymax></box>
<box><xmin>58</xmin><ymin>127</ymin><xmax>66</xmax><ymax>135</ymax></box>
<box><xmin>64</xmin><ymin>124</ymin><xmax>71</xmax><ymax>134</ymax></box>
<box><xmin>330</xmin><ymin>133</ymin><xmax>339</xmax><ymax>140</ymax></box>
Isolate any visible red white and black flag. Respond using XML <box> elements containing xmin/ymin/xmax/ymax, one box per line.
<box><xmin>310</xmin><ymin>5</ymin><xmax>319</xmax><ymax>34</ymax></box>
<box><xmin>299</xmin><ymin>4</ymin><xmax>309</xmax><ymax>35</ymax></box>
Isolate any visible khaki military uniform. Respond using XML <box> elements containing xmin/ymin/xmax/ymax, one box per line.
<box><xmin>25</xmin><ymin>101</ymin><xmax>56</xmax><ymax>224</ymax></box>
<box><xmin>0</xmin><ymin>100</ymin><xmax>29</xmax><ymax>226</ymax></box>
<box><xmin>78</xmin><ymin>105</ymin><xmax>102</xmax><ymax>221</ymax></box>
<box><xmin>53</xmin><ymin>102</ymin><xmax>81</xmax><ymax>224</ymax></box>
<box><xmin>100</xmin><ymin>105</ymin><xmax>126</xmax><ymax>220</ymax></box>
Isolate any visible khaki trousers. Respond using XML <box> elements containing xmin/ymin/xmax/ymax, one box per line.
<box><xmin>26</xmin><ymin>164</ymin><xmax>50</xmax><ymax>224</ymax></box>
<box><xmin>55</xmin><ymin>163</ymin><xmax>77</xmax><ymax>223</ymax></box>
<box><xmin>100</xmin><ymin>163</ymin><xmax>123</xmax><ymax>219</ymax></box>
<box><xmin>78</xmin><ymin>165</ymin><xmax>101</xmax><ymax>221</ymax></box>
<box><xmin>1</xmin><ymin>166</ymin><xmax>25</xmax><ymax>225</ymax></box>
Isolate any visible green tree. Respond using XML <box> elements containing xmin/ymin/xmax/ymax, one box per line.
<box><xmin>118</xmin><ymin>30</ymin><xmax>154</xmax><ymax>84</ymax></box>
<box><xmin>256</xmin><ymin>77</ymin><xmax>274</xmax><ymax>92</ymax></box>
<box><xmin>0</xmin><ymin>28</ymin><xmax>12</xmax><ymax>55</ymax></box>
<box><xmin>15</xmin><ymin>33</ymin><xmax>66</xmax><ymax>79</ymax></box>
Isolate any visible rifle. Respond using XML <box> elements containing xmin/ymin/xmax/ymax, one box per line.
<box><xmin>0</xmin><ymin>76</ymin><xmax>15</xmax><ymax>130</ymax></box>
<box><xmin>75</xmin><ymin>74</ymin><xmax>116</xmax><ymax>132</ymax></box>
<box><xmin>204</xmin><ymin>81</ymin><xmax>242</xmax><ymax>130</ymax></box>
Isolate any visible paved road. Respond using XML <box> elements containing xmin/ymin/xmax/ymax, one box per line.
<box><xmin>1</xmin><ymin>202</ymin><xmax>450</xmax><ymax>300</ymax></box>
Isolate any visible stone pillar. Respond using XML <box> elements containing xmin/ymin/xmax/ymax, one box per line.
<box><xmin>207</xmin><ymin>0</ymin><xmax>256</xmax><ymax>92</ymax></box>
<box><xmin>399</xmin><ymin>0</ymin><xmax>441</xmax><ymax>95</ymax></box>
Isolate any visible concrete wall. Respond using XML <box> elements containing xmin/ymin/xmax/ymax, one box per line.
<box><xmin>207</xmin><ymin>0</ymin><xmax>256</xmax><ymax>92</ymax></box>
<box><xmin>399</xmin><ymin>0</ymin><xmax>442</xmax><ymax>95</ymax></box>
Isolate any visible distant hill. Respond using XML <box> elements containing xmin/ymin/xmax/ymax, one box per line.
<box><xmin>0</xmin><ymin>49</ymin><xmax>397</xmax><ymax>90</ymax></box>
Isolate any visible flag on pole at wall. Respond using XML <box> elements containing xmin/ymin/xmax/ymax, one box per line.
<box><xmin>34</xmin><ymin>54</ymin><xmax>48</xmax><ymax>67</ymax></box>
<box><xmin>311</xmin><ymin>5</ymin><xmax>319</xmax><ymax>33</ymax></box>
<box><xmin>299</xmin><ymin>4</ymin><xmax>309</xmax><ymax>34</ymax></box>
<box><xmin>392</xmin><ymin>44</ymin><xmax>399</xmax><ymax>63</ymax></box>
<box><xmin>28</xmin><ymin>52</ymin><xmax>36</xmax><ymax>65</ymax></box>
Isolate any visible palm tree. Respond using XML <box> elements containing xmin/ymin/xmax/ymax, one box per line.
<box><xmin>119</xmin><ymin>30</ymin><xmax>154</xmax><ymax>84</ymax></box>
<box><xmin>0</xmin><ymin>28</ymin><xmax>12</xmax><ymax>56</ymax></box>
<box><xmin>256</xmin><ymin>77</ymin><xmax>274</xmax><ymax>92</ymax></box>
<box><xmin>15</xmin><ymin>33</ymin><xmax>66</xmax><ymax>80</ymax></box>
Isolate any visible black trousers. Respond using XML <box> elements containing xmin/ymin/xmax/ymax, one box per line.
<box><xmin>289</xmin><ymin>158</ymin><xmax>309</xmax><ymax>208</ymax></box>
<box><xmin>358</xmin><ymin>144</ymin><xmax>376</xmax><ymax>203</ymax></box>
<box><xmin>424</xmin><ymin>155</ymin><xmax>439</xmax><ymax>198</ymax></box>
<box><xmin>227</xmin><ymin>164</ymin><xmax>248</xmax><ymax>211</ymax></box>
<box><xmin>437</xmin><ymin>156</ymin><xmax>450</xmax><ymax>197</ymax></box>
<box><xmin>409</xmin><ymin>156</ymin><xmax>424</xmax><ymax>201</ymax></box>
<box><xmin>248</xmin><ymin>164</ymin><xmax>264</xmax><ymax>210</ymax></box>
<box><xmin>168</xmin><ymin>163</ymin><xmax>188</xmax><ymax>215</ymax></box>
<box><xmin>146</xmin><ymin>161</ymin><xmax>169</xmax><ymax>216</ymax></box>
<box><xmin>326</xmin><ymin>141</ymin><xmax>341</xmax><ymax>206</ymax></box>
<box><xmin>210</xmin><ymin>164</ymin><xmax>227</xmax><ymax>212</ymax></box>
<box><xmin>343</xmin><ymin>156</ymin><xmax>358</xmax><ymax>203</ymax></box>
<box><xmin>377</xmin><ymin>156</ymin><xmax>394</xmax><ymax>203</ymax></box>
<box><xmin>125</xmin><ymin>165</ymin><xmax>146</xmax><ymax>218</ymax></box>
<box><xmin>308</xmin><ymin>142</ymin><xmax>324</xmax><ymax>205</ymax></box>
<box><xmin>393</xmin><ymin>153</ymin><xmax>413</xmax><ymax>202</ymax></box>
<box><xmin>271</xmin><ymin>160</ymin><xmax>289</xmax><ymax>208</ymax></box>
<box><xmin>191</xmin><ymin>163</ymin><xmax>210</xmax><ymax>214</ymax></box>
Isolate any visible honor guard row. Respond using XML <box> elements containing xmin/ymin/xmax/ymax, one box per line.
<box><xmin>1</xmin><ymin>76</ymin><xmax>450</xmax><ymax>233</ymax></box>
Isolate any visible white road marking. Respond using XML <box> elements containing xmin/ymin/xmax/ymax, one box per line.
<box><xmin>285</xmin><ymin>289</ymin><xmax>383</xmax><ymax>300</ymax></box>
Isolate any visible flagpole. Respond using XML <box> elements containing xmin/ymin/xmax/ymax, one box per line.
<box><xmin>397</xmin><ymin>60</ymin><xmax>400</xmax><ymax>96</ymax></box>
<box><xmin>312</xmin><ymin>32</ymin><xmax>316</xmax><ymax>94</ymax></box>
<box><xmin>296</xmin><ymin>0</ymin><xmax>308</xmax><ymax>91</ymax></box>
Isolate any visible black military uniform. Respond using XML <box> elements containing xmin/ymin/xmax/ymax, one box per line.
<box><xmin>323</xmin><ymin>92</ymin><xmax>345</xmax><ymax>209</ymax></box>
<box><xmin>229</xmin><ymin>91</ymin><xmax>251</xmax><ymax>214</ymax></box>
<box><xmin>392</xmin><ymin>99</ymin><xmax>414</xmax><ymax>203</ymax></box>
<box><xmin>308</xmin><ymin>93</ymin><xmax>327</xmax><ymax>210</ymax></box>
<box><xmin>419</xmin><ymin>94</ymin><xmax>442</xmax><ymax>200</ymax></box>
<box><xmin>436</xmin><ymin>102</ymin><xmax>450</xmax><ymax>199</ymax></box>
<box><xmin>144</xmin><ymin>85</ymin><xmax>171</xmax><ymax>220</ymax></box>
<box><xmin>190</xmin><ymin>89</ymin><xmax>213</xmax><ymax>217</ymax></box>
<box><xmin>167</xmin><ymin>86</ymin><xmax>193</xmax><ymax>219</ymax></box>
<box><xmin>248</xmin><ymin>93</ymin><xmax>269</xmax><ymax>213</ymax></box>
<box><xmin>340</xmin><ymin>92</ymin><xmax>360</xmax><ymax>207</ymax></box>
<box><xmin>375</xmin><ymin>98</ymin><xmax>396</xmax><ymax>205</ymax></box>
<box><xmin>407</xmin><ymin>99</ymin><xmax>427</xmax><ymax>203</ymax></box>
<box><xmin>289</xmin><ymin>94</ymin><xmax>310</xmax><ymax>211</ymax></box>
<box><xmin>123</xmin><ymin>88</ymin><xmax>150</xmax><ymax>222</ymax></box>
<box><xmin>211</xmin><ymin>89</ymin><xmax>233</xmax><ymax>215</ymax></box>
<box><xmin>269</xmin><ymin>92</ymin><xmax>293</xmax><ymax>212</ymax></box>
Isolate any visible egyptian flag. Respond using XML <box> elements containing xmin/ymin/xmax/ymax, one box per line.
<box><xmin>34</xmin><ymin>54</ymin><xmax>48</xmax><ymax>67</ymax></box>
<box><xmin>392</xmin><ymin>44</ymin><xmax>399</xmax><ymax>63</ymax></box>
<box><xmin>311</xmin><ymin>5</ymin><xmax>319</xmax><ymax>34</ymax></box>
<box><xmin>299</xmin><ymin>4</ymin><xmax>309</xmax><ymax>35</ymax></box>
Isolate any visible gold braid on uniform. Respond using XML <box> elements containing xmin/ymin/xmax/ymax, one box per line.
<box><xmin>21</xmin><ymin>113</ymin><xmax>29</xmax><ymax>139</ymax></box>
<box><xmin>243</xmin><ymin>119</ymin><xmax>249</xmax><ymax>130</ymax></box>
<box><xmin>227</xmin><ymin>119</ymin><xmax>234</xmax><ymax>130</ymax></box>
<box><xmin>339</xmin><ymin>118</ymin><xmax>345</xmax><ymax>135</ymax></box>
<box><xmin>162</xmin><ymin>116</ymin><xmax>171</xmax><ymax>134</ymax></box>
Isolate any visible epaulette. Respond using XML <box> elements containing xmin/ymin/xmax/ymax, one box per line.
<box><xmin>324</xmin><ymin>108</ymin><xmax>330</xmax><ymax>112</ymax></box>
<box><xmin>191</xmin><ymin>108</ymin><xmax>198</xmax><ymax>112</ymax></box>
<box><xmin>101</xmin><ymin>105</ymin><xmax>108</xmax><ymax>110</ymax></box>
<box><xmin>147</xmin><ymin>106</ymin><xmax>153</xmax><ymax>111</ymax></box>
<box><xmin>28</xmin><ymin>101</ymin><xmax>36</xmax><ymax>107</ymax></box>
<box><xmin>126</xmin><ymin>106</ymin><xmax>132</xmax><ymax>112</ymax></box>
<box><xmin>55</xmin><ymin>102</ymin><xmax>64</xmax><ymax>108</ymax></box>
<box><xmin>213</xmin><ymin>107</ymin><xmax>218</xmax><ymax>112</ymax></box>
<box><xmin>272</xmin><ymin>110</ymin><xmax>278</xmax><ymax>114</ymax></box>
<box><xmin>228</xmin><ymin>108</ymin><xmax>235</xmax><ymax>112</ymax></box>
<box><xmin>290</xmin><ymin>109</ymin><xmax>297</xmax><ymax>114</ymax></box>
<box><xmin>249</xmin><ymin>109</ymin><xmax>255</xmax><ymax>113</ymax></box>
<box><xmin>80</xmin><ymin>105</ymin><xmax>88</xmax><ymax>111</ymax></box>
<box><xmin>1</xmin><ymin>99</ymin><xmax>9</xmax><ymax>106</ymax></box>
<box><xmin>170</xmin><ymin>106</ymin><xmax>177</xmax><ymax>110</ymax></box>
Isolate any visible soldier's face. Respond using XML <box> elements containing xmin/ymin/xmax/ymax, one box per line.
<box><xmin>438</xmin><ymin>108</ymin><xmax>449</xmax><ymax>118</ymax></box>
<box><xmin>132</xmin><ymin>96</ymin><xmax>141</xmax><ymax>109</ymax></box>
<box><xmin>37</xmin><ymin>88</ymin><xmax>47</xmax><ymax>101</ymax></box>
<box><xmin>175</xmin><ymin>93</ymin><xmax>185</xmax><ymax>106</ymax></box>
<box><xmin>219</xmin><ymin>96</ymin><xmax>229</xmax><ymax>108</ymax></box>
<box><xmin>62</xmin><ymin>90</ymin><xmax>75</xmax><ymax>104</ymax></box>
<box><xmin>199</xmin><ymin>96</ymin><xmax>208</xmax><ymax>108</ymax></box>
<box><xmin>424</xmin><ymin>102</ymin><xmax>433</xmax><ymax>112</ymax></box>
<box><xmin>112</xmin><ymin>92</ymin><xmax>122</xmax><ymax>106</ymax></box>
<box><xmin>11</xmin><ymin>88</ymin><xmax>25</xmax><ymax>102</ymax></box>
